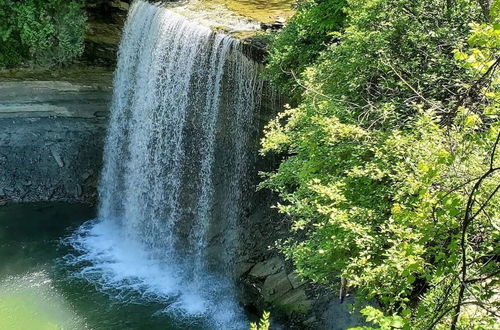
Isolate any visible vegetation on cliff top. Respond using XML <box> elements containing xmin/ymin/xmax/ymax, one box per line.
<box><xmin>0</xmin><ymin>0</ymin><xmax>87</xmax><ymax>68</ymax></box>
<box><xmin>262</xmin><ymin>0</ymin><xmax>499</xmax><ymax>328</ymax></box>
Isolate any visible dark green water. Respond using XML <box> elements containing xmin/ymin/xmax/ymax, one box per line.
<box><xmin>0</xmin><ymin>203</ymin><xmax>204</xmax><ymax>330</ymax></box>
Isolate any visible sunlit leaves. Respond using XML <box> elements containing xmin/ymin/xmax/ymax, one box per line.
<box><xmin>261</xmin><ymin>0</ymin><xmax>499</xmax><ymax>328</ymax></box>
<box><xmin>0</xmin><ymin>0</ymin><xmax>86</xmax><ymax>67</ymax></box>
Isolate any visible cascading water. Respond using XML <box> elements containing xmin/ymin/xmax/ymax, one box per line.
<box><xmin>65</xmin><ymin>1</ymin><xmax>263</xmax><ymax>328</ymax></box>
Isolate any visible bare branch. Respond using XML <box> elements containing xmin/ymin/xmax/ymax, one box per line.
<box><xmin>450</xmin><ymin>132</ymin><xmax>500</xmax><ymax>329</ymax></box>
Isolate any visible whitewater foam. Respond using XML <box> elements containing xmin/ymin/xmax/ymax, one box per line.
<box><xmin>64</xmin><ymin>1</ymin><xmax>263</xmax><ymax>327</ymax></box>
<box><xmin>65</xmin><ymin>219</ymin><xmax>246</xmax><ymax>328</ymax></box>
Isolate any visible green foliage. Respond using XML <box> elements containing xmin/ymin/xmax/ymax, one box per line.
<box><xmin>250</xmin><ymin>311</ymin><xmax>271</xmax><ymax>330</ymax></box>
<box><xmin>0</xmin><ymin>0</ymin><xmax>87</xmax><ymax>67</ymax></box>
<box><xmin>350</xmin><ymin>306</ymin><xmax>407</xmax><ymax>330</ymax></box>
<box><xmin>264</xmin><ymin>0</ymin><xmax>347</xmax><ymax>96</ymax></box>
<box><xmin>262</xmin><ymin>0</ymin><xmax>499</xmax><ymax>328</ymax></box>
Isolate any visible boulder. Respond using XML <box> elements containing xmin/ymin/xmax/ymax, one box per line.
<box><xmin>262</xmin><ymin>271</ymin><xmax>292</xmax><ymax>302</ymax></box>
<box><xmin>75</xmin><ymin>184</ymin><xmax>83</xmax><ymax>197</ymax></box>
<box><xmin>81</xmin><ymin>170</ymin><xmax>93</xmax><ymax>181</ymax></box>
<box><xmin>50</xmin><ymin>146</ymin><xmax>64</xmax><ymax>168</ymax></box>
<box><xmin>234</xmin><ymin>262</ymin><xmax>255</xmax><ymax>279</ymax></box>
<box><xmin>288</xmin><ymin>272</ymin><xmax>306</xmax><ymax>289</ymax></box>
<box><xmin>110</xmin><ymin>0</ymin><xmax>129</xmax><ymax>11</ymax></box>
<box><xmin>275</xmin><ymin>287</ymin><xmax>313</xmax><ymax>314</ymax></box>
<box><xmin>249</xmin><ymin>257</ymin><xmax>284</xmax><ymax>279</ymax></box>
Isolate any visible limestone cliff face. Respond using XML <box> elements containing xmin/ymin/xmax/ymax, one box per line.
<box><xmin>0</xmin><ymin>69</ymin><xmax>113</xmax><ymax>204</ymax></box>
<box><xmin>83</xmin><ymin>1</ymin><xmax>130</xmax><ymax>65</ymax></box>
<box><xmin>0</xmin><ymin>2</ymin><xmax>123</xmax><ymax>203</ymax></box>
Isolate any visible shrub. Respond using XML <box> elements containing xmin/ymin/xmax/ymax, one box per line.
<box><xmin>264</xmin><ymin>0</ymin><xmax>347</xmax><ymax>97</ymax></box>
<box><xmin>0</xmin><ymin>0</ymin><xmax>86</xmax><ymax>67</ymax></box>
<box><xmin>262</xmin><ymin>0</ymin><xmax>499</xmax><ymax>328</ymax></box>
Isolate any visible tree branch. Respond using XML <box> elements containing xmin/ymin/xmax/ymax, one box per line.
<box><xmin>450</xmin><ymin>131</ymin><xmax>500</xmax><ymax>329</ymax></box>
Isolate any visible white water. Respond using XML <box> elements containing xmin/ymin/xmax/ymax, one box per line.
<box><xmin>66</xmin><ymin>1</ymin><xmax>263</xmax><ymax>328</ymax></box>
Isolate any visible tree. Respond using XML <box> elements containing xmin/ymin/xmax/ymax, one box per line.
<box><xmin>0</xmin><ymin>0</ymin><xmax>87</xmax><ymax>67</ymax></box>
<box><xmin>261</xmin><ymin>0</ymin><xmax>499</xmax><ymax>327</ymax></box>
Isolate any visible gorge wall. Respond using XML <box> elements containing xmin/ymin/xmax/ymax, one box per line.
<box><xmin>0</xmin><ymin>1</ymin><xmax>363</xmax><ymax>329</ymax></box>
<box><xmin>0</xmin><ymin>69</ymin><xmax>112</xmax><ymax>204</ymax></box>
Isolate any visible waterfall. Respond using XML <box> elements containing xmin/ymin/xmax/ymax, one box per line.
<box><xmin>66</xmin><ymin>1</ymin><xmax>263</xmax><ymax>328</ymax></box>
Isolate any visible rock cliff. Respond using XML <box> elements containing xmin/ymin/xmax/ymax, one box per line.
<box><xmin>0</xmin><ymin>68</ymin><xmax>112</xmax><ymax>204</ymax></box>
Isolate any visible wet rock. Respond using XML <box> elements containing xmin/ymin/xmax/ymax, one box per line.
<box><xmin>318</xmin><ymin>294</ymin><xmax>367</xmax><ymax>330</ymax></box>
<box><xmin>275</xmin><ymin>17</ymin><xmax>286</xmax><ymax>24</ymax></box>
<box><xmin>75</xmin><ymin>184</ymin><xmax>83</xmax><ymax>197</ymax></box>
<box><xmin>94</xmin><ymin>110</ymin><xmax>108</xmax><ymax>118</ymax></box>
<box><xmin>288</xmin><ymin>272</ymin><xmax>306</xmax><ymax>289</ymax></box>
<box><xmin>50</xmin><ymin>146</ymin><xmax>65</xmax><ymax>168</ymax></box>
<box><xmin>235</xmin><ymin>262</ymin><xmax>255</xmax><ymax>279</ymax></box>
<box><xmin>84</xmin><ymin>22</ymin><xmax>122</xmax><ymax>65</ymax></box>
<box><xmin>262</xmin><ymin>270</ymin><xmax>292</xmax><ymax>302</ymax></box>
<box><xmin>249</xmin><ymin>257</ymin><xmax>284</xmax><ymax>279</ymax></box>
<box><xmin>81</xmin><ymin>170</ymin><xmax>94</xmax><ymax>181</ymax></box>
<box><xmin>110</xmin><ymin>0</ymin><xmax>129</xmax><ymax>11</ymax></box>
<box><xmin>260</xmin><ymin>17</ymin><xmax>286</xmax><ymax>31</ymax></box>
<box><xmin>274</xmin><ymin>288</ymin><xmax>312</xmax><ymax>314</ymax></box>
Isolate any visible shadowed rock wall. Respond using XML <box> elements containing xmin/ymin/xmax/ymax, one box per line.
<box><xmin>0</xmin><ymin>70</ymin><xmax>112</xmax><ymax>204</ymax></box>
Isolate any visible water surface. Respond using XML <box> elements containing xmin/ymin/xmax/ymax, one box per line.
<box><xmin>0</xmin><ymin>203</ymin><xmax>207</xmax><ymax>330</ymax></box>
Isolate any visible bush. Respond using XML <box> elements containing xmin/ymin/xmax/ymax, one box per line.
<box><xmin>0</xmin><ymin>0</ymin><xmax>87</xmax><ymax>67</ymax></box>
<box><xmin>262</xmin><ymin>0</ymin><xmax>499</xmax><ymax>328</ymax></box>
<box><xmin>264</xmin><ymin>0</ymin><xmax>347</xmax><ymax>97</ymax></box>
